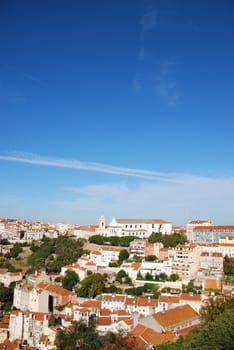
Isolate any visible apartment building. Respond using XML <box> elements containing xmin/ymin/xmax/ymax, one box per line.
<box><xmin>186</xmin><ymin>220</ymin><xmax>211</xmax><ymax>242</ymax></box>
<box><xmin>171</xmin><ymin>244</ymin><xmax>202</xmax><ymax>282</ymax></box>
<box><xmin>192</xmin><ymin>226</ymin><xmax>234</xmax><ymax>243</ymax></box>
<box><xmin>129</xmin><ymin>239</ymin><xmax>163</xmax><ymax>258</ymax></box>
<box><xmin>200</xmin><ymin>251</ymin><xmax>223</xmax><ymax>277</ymax></box>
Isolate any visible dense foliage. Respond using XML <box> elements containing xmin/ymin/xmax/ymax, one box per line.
<box><xmin>89</xmin><ymin>235</ymin><xmax>136</xmax><ymax>246</ymax></box>
<box><xmin>125</xmin><ymin>283</ymin><xmax>159</xmax><ymax>298</ymax></box>
<box><xmin>62</xmin><ymin>270</ymin><xmax>79</xmax><ymax>291</ymax></box>
<box><xmin>27</xmin><ymin>236</ymin><xmax>88</xmax><ymax>273</ymax></box>
<box><xmin>223</xmin><ymin>255</ymin><xmax>234</xmax><ymax>275</ymax></box>
<box><xmin>0</xmin><ymin>282</ymin><xmax>16</xmax><ymax>313</ymax></box>
<box><xmin>56</xmin><ymin>320</ymin><xmax>143</xmax><ymax>350</ymax></box>
<box><xmin>76</xmin><ymin>273</ymin><xmax>106</xmax><ymax>298</ymax></box>
<box><xmin>148</xmin><ymin>232</ymin><xmax>188</xmax><ymax>247</ymax></box>
<box><xmin>5</xmin><ymin>243</ymin><xmax>23</xmax><ymax>259</ymax></box>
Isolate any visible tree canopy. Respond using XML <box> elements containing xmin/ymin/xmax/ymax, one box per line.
<box><xmin>62</xmin><ymin>270</ymin><xmax>79</xmax><ymax>291</ymax></box>
<box><xmin>148</xmin><ymin>232</ymin><xmax>187</xmax><ymax>247</ymax></box>
<box><xmin>89</xmin><ymin>235</ymin><xmax>136</xmax><ymax>247</ymax></box>
<box><xmin>76</xmin><ymin>273</ymin><xmax>106</xmax><ymax>298</ymax></box>
<box><xmin>27</xmin><ymin>236</ymin><xmax>87</xmax><ymax>273</ymax></box>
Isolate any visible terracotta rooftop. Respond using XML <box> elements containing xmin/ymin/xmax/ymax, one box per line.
<box><xmin>204</xmin><ymin>278</ymin><xmax>222</xmax><ymax>290</ymax></box>
<box><xmin>153</xmin><ymin>304</ymin><xmax>199</xmax><ymax>328</ymax></box>
<box><xmin>194</xmin><ymin>225</ymin><xmax>234</xmax><ymax>232</ymax></box>
<box><xmin>180</xmin><ymin>293</ymin><xmax>201</xmax><ymax>301</ymax></box>
<box><xmin>132</xmin><ymin>324</ymin><xmax>175</xmax><ymax>346</ymax></box>
<box><xmin>159</xmin><ymin>295</ymin><xmax>180</xmax><ymax>303</ymax></box>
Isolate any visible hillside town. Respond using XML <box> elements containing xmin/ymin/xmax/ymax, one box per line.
<box><xmin>0</xmin><ymin>215</ymin><xmax>233</xmax><ymax>349</ymax></box>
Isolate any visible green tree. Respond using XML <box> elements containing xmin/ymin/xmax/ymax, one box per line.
<box><xmin>118</xmin><ymin>249</ymin><xmax>129</xmax><ymax>264</ymax></box>
<box><xmin>62</xmin><ymin>270</ymin><xmax>79</xmax><ymax>291</ymax></box>
<box><xmin>145</xmin><ymin>255</ymin><xmax>158</xmax><ymax>262</ymax></box>
<box><xmin>223</xmin><ymin>255</ymin><xmax>234</xmax><ymax>275</ymax></box>
<box><xmin>56</xmin><ymin>320</ymin><xmax>101</xmax><ymax>350</ymax></box>
<box><xmin>158</xmin><ymin>272</ymin><xmax>168</xmax><ymax>282</ymax></box>
<box><xmin>148</xmin><ymin>232</ymin><xmax>187</xmax><ymax>247</ymax></box>
<box><xmin>116</xmin><ymin>269</ymin><xmax>127</xmax><ymax>283</ymax></box>
<box><xmin>145</xmin><ymin>272</ymin><xmax>153</xmax><ymax>280</ymax></box>
<box><xmin>76</xmin><ymin>273</ymin><xmax>105</xmax><ymax>298</ymax></box>
<box><xmin>169</xmin><ymin>273</ymin><xmax>179</xmax><ymax>281</ymax></box>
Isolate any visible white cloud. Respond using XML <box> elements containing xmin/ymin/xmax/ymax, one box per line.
<box><xmin>0</xmin><ymin>151</ymin><xmax>175</xmax><ymax>182</ymax></box>
<box><xmin>139</xmin><ymin>6</ymin><xmax>157</xmax><ymax>61</ymax></box>
<box><xmin>156</xmin><ymin>78</ymin><xmax>179</xmax><ymax>106</ymax></box>
<box><xmin>156</xmin><ymin>58</ymin><xmax>180</xmax><ymax>107</ymax></box>
<box><xmin>57</xmin><ymin>175</ymin><xmax>234</xmax><ymax>225</ymax></box>
<box><xmin>1</xmin><ymin>151</ymin><xmax>234</xmax><ymax>225</ymax></box>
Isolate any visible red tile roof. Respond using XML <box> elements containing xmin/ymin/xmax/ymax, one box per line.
<box><xmin>132</xmin><ymin>324</ymin><xmax>175</xmax><ymax>346</ymax></box>
<box><xmin>159</xmin><ymin>295</ymin><xmax>180</xmax><ymax>303</ymax></box>
<box><xmin>204</xmin><ymin>278</ymin><xmax>222</xmax><ymax>290</ymax></box>
<box><xmin>153</xmin><ymin>304</ymin><xmax>199</xmax><ymax>328</ymax></box>
<box><xmin>180</xmin><ymin>293</ymin><xmax>201</xmax><ymax>301</ymax></box>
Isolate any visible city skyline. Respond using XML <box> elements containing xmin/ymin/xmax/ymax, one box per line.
<box><xmin>0</xmin><ymin>1</ymin><xmax>234</xmax><ymax>225</ymax></box>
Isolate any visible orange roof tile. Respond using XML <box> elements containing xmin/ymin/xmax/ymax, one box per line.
<box><xmin>204</xmin><ymin>278</ymin><xmax>222</xmax><ymax>290</ymax></box>
<box><xmin>153</xmin><ymin>304</ymin><xmax>198</xmax><ymax>328</ymax></box>
<box><xmin>194</xmin><ymin>225</ymin><xmax>234</xmax><ymax>232</ymax></box>
<box><xmin>132</xmin><ymin>324</ymin><xmax>175</xmax><ymax>346</ymax></box>
<box><xmin>159</xmin><ymin>295</ymin><xmax>180</xmax><ymax>303</ymax></box>
<box><xmin>180</xmin><ymin>293</ymin><xmax>201</xmax><ymax>301</ymax></box>
<box><xmin>98</xmin><ymin>317</ymin><xmax>112</xmax><ymax>326</ymax></box>
<box><xmin>80</xmin><ymin>300</ymin><xmax>101</xmax><ymax>308</ymax></box>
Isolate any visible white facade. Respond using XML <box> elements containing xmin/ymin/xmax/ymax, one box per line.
<box><xmin>171</xmin><ymin>244</ymin><xmax>202</xmax><ymax>283</ymax></box>
<box><xmin>96</xmin><ymin>216</ymin><xmax>172</xmax><ymax>238</ymax></box>
<box><xmin>140</xmin><ymin>260</ymin><xmax>172</xmax><ymax>279</ymax></box>
<box><xmin>90</xmin><ymin>247</ymin><xmax>121</xmax><ymax>267</ymax></box>
<box><xmin>0</xmin><ymin>271</ymin><xmax>23</xmax><ymax>287</ymax></box>
<box><xmin>9</xmin><ymin>311</ymin><xmax>52</xmax><ymax>347</ymax></box>
<box><xmin>13</xmin><ymin>284</ymin><xmax>30</xmax><ymax>311</ymax></box>
<box><xmin>24</xmin><ymin>231</ymin><xmax>44</xmax><ymax>240</ymax></box>
<box><xmin>28</xmin><ymin>287</ymin><xmax>49</xmax><ymax>313</ymax></box>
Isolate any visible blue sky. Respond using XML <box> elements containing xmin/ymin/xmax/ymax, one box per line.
<box><xmin>0</xmin><ymin>0</ymin><xmax>234</xmax><ymax>225</ymax></box>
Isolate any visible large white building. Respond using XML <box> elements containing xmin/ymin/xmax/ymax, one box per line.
<box><xmin>96</xmin><ymin>216</ymin><xmax>172</xmax><ymax>238</ymax></box>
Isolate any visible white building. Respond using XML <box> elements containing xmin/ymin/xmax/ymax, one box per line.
<box><xmin>0</xmin><ymin>271</ymin><xmax>23</xmax><ymax>287</ymax></box>
<box><xmin>90</xmin><ymin>246</ymin><xmax>122</xmax><ymax>267</ymax></box>
<box><xmin>139</xmin><ymin>260</ymin><xmax>172</xmax><ymax>279</ymax></box>
<box><xmin>13</xmin><ymin>284</ymin><xmax>30</xmax><ymax>311</ymax></box>
<box><xmin>24</xmin><ymin>231</ymin><xmax>44</xmax><ymax>241</ymax></box>
<box><xmin>171</xmin><ymin>244</ymin><xmax>202</xmax><ymax>283</ymax></box>
<box><xmin>9</xmin><ymin>310</ymin><xmax>56</xmax><ymax>347</ymax></box>
<box><xmin>96</xmin><ymin>216</ymin><xmax>172</xmax><ymax>238</ymax></box>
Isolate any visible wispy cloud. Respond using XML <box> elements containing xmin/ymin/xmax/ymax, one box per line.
<box><xmin>0</xmin><ymin>151</ymin><xmax>232</xmax><ymax>187</ymax></box>
<box><xmin>156</xmin><ymin>58</ymin><xmax>180</xmax><ymax>107</ymax></box>
<box><xmin>0</xmin><ymin>151</ymin><xmax>173</xmax><ymax>182</ymax></box>
<box><xmin>139</xmin><ymin>4</ymin><xmax>157</xmax><ymax>61</ymax></box>
<box><xmin>1</xmin><ymin>151</ymin><xmax>234</xmax><ymax>224</ymax></box>
<box><xmin>56</xmin><ymin>177</ymin><xmax>234</xmax><ymax>225</ymax></box>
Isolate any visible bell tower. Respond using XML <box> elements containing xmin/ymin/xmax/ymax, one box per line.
<box><xmin>98</xmin><ymin>215</ymin><xmax>106</xmax><ymax>229</ymax></box>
